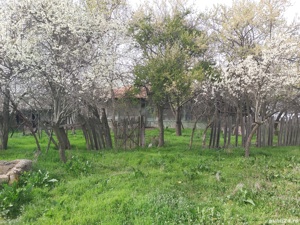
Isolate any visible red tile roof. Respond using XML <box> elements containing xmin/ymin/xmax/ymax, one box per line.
<box><xmin>113</xmin><ymin>86</ymin><xmax>148</xmax><ymax>99</ymax></box>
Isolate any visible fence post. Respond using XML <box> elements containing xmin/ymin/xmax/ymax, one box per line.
<box><xmin>140</xmin><ymin>116</ymin><xmax>145</xmax><ymax>147</ymax></box>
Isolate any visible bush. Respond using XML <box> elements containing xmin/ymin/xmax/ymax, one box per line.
<box><xmin>0</xmin><ymin>182</ymin><xmax>32</xmax><ymax>219</ymax></box>
<box><xmin>0</xmin><ymin>170</ymin><xmax>57</xmax><ymax>220</ymax></box>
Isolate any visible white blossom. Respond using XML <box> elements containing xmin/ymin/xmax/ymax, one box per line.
<box><xmin>218</xmin><ymin>33</ymin><xmax>300</xmax><ymax>121</ymax></box>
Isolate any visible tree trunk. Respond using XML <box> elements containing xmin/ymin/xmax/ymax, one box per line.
<box><xmin>43</xmin><ymin>127</ymin><xmax>59</xmax><ymax>150</ymax></box>
<box><xmin>8</xmin><ymin>96</ymin><xmax>42</xmax><ymax>154</ymax></box>
<box><xmin>46</xmin><ymin>129</ymin><xmax>54</xmax><ymax>153</ymax></box>
<box><xmin>18</xmin><ymin>112</ymin><xmax>41</xmax><ymax>154</ymax></box>
<box><xmin>111</xmin><ymin>88</ymin><xmax>118</xmax><ymax>147</ymax></box>
<box><xmin>202</xmin><ymin>119</ymin><xmax>213</xmax><ymax>147</ymax></box>
<box><xmin>245</xmin><ymin>123</ymin><xmax>259</xmax><ymax>157</ymax></box>
<box><xmin>209</xmin><ymin>121</ymin><xmax>214</xmax><ymax>148</ymax></box>
<box><xmin>60</xmin><ymin>127</ymin><xmax>71</xmax><ymax>150</ymax></box>
<box><xmin>53</xmin><ymin>125</ymin><xmax>68</xmax><ymax>163</ymax></box>
<box><xmin>241</xmin><ymin>116</ymin><xmax>246</xmax><ymax>147</ymax></box>
<box><xmin>110</xmin><ymin>88</ymin><xmax>116</xmax><ymax>124</ymax></box>
<box><xmin>102</xmin><ymin>108</ymin><xmax>112</xmax><ymax>149</ymax></box>
<box><xmin>274</xmin><ymin>110</ymin><xmax>284</xmax><ymax>131</ymax></box>
<box><xmin>216</xmin><ymin>113</ymin><xmax>221</xmax><ymax>148</ymax></box>
<box><xmin>157</xmin><ymin>104</ymin><xmax>164</xmax><ymax>147</ymax></box>
<box><xmin>175</xmin><ymin>105</ymin><xmax>182</xmax><ymax>136</ymax></box>
<box><xmin>235</xmin><ymin>109</ymin><xmax>240</xmax><ymax>147</ymax></box>
<box><xmin>223</xmin><ymin>115</ymin><xmax>228</xmax><ymax>148</ymax></box>
<box><xmin>189</xmin><ymin>115</ymin><xmax>201</xmax><ymax>150</ymax></box>
<box><xmin>32</xmin><ymin>130</ymin><xmax>41</xmax><ymax>157</ymax></box>
<box><xmin>227</xmin><ymin>116</ymin><xmax>232</xmax><ymax>148</ymax></box>
<box><xmin>1</xmin><ymin>87</ymin><xmax>10</xmax><ymax>150</ymax></box>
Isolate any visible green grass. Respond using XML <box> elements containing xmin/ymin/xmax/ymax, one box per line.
<box><xmin>1</xmin><ymin>129</ymin><xmax>300</xmax><ymax>224</ymax></box>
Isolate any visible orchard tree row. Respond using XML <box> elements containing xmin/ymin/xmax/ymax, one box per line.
<box><xmin>0</xmin><ymin>0</ymin><xmax>300</xmax><ymax>161</ymax></box>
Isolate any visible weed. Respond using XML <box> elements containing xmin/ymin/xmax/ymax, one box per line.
<box><xmin>65</xmin><ymin>155</ymin><xmax>92</xmax><ymax>176</ymax></box>
<box><xmin>183</xmin><ymin>164</ymin><xmax>211</xmax><ymax>180</ymax></box>
<box><xmin>228</xmin><ymin>186</ymin><xmax>257</xmax><ymax>207</ymax></box>
<box><xmin>0</xmin><ymin>170</ymin><xmax>57</xmax><ymax>220</ymax></box>
<box><xmin>19</xmin><ymin>170</ymin><xmax>58</xmax><ymax>188</ymax></box>
<box><xmin>131</xmin><ymin>167</ymin><xmax>146</xmax><ymax>178</ymax></box>
<box><xmin>198</xmin><ymin>207</ymin><xmax>224</xmax><ymax>224</ymax></box>
<box><xmin>0</xmin><ymin>182</ymin><xmax>32</xmax><ymax>219</ymax></box>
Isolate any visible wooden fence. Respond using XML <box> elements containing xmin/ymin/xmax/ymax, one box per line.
<box><xmin>208</xmin><ymin>114</ymin><xmax>300</xmax><ymax>149</ymax></box>
<box><xmin>113</xmin><ymin>116</ymin><xmax>145</xmax><ymax>150</ymax></box>
<box><xmin>277</xmin><ymin>116</ymin><xmax>300</xmax><ymax>146</ymax></box>
<box><xmin>78</xmin><ymin>108</ymin><xmax>112</xmax><ymax>150</ymax></box>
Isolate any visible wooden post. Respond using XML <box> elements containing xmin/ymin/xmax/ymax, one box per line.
<box><xmin>140</xmin><ymin>116</ymin><xmax>145</xmax><ymax>147</ymax></box>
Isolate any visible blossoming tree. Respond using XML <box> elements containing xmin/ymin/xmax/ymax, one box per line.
<box><xmin>219</xmin><ymin>35</ymin><xmax>300</xmax><ymax>156</ymax></box>
<box><xmin>0</xmin><ymin>0</ymin><xmax>129</xmax><ymax>161</ymax></box>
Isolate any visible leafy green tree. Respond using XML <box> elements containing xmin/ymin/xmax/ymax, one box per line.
<box><xmin>130</xmin><ymin>0</ymin><xmax>208</xmax><ymax>143</ymax></box>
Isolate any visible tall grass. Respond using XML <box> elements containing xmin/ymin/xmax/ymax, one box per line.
<box><xmin>0</xmin><ymin>128</ymin><xmax>299</xmax><ymax>224</ymax></box>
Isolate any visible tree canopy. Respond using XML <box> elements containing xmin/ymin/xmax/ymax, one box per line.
<box><xmin>0</xmin><ymin>0</ymin><xmax>299</xmax><ymax>158</ymax></box>
<box><xmin>130</xmin><ymin>0</ymin><xmax>210</xmax><ymax>141</ymax></box>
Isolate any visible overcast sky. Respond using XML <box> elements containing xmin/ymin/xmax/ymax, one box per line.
<box><xmin>128</xmin><ymin>0</ymin><xmax>299</xmax><ymax>22</ymax></box>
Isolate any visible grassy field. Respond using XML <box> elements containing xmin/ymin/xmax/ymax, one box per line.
<box><xmin>0</xmin><ymin>128</ymin><xmax>300</xmax><ymax>224</ymax></box>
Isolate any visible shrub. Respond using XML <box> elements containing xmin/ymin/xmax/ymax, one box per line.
<box><xmin>0</xmin><ymin>182</ymin><xmax>32</xmax><ymax>219</ymax></box>
<box><xmin>0</xmin><ymin>170</ymin><xmax>57</xmax><ymax>220</ymax></box>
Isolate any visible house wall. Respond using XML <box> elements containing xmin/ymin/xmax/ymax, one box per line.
<box><xmin>106</xmin><ymin>98</ymin><xmax>207</xmax><ymax>129</ymax></box>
